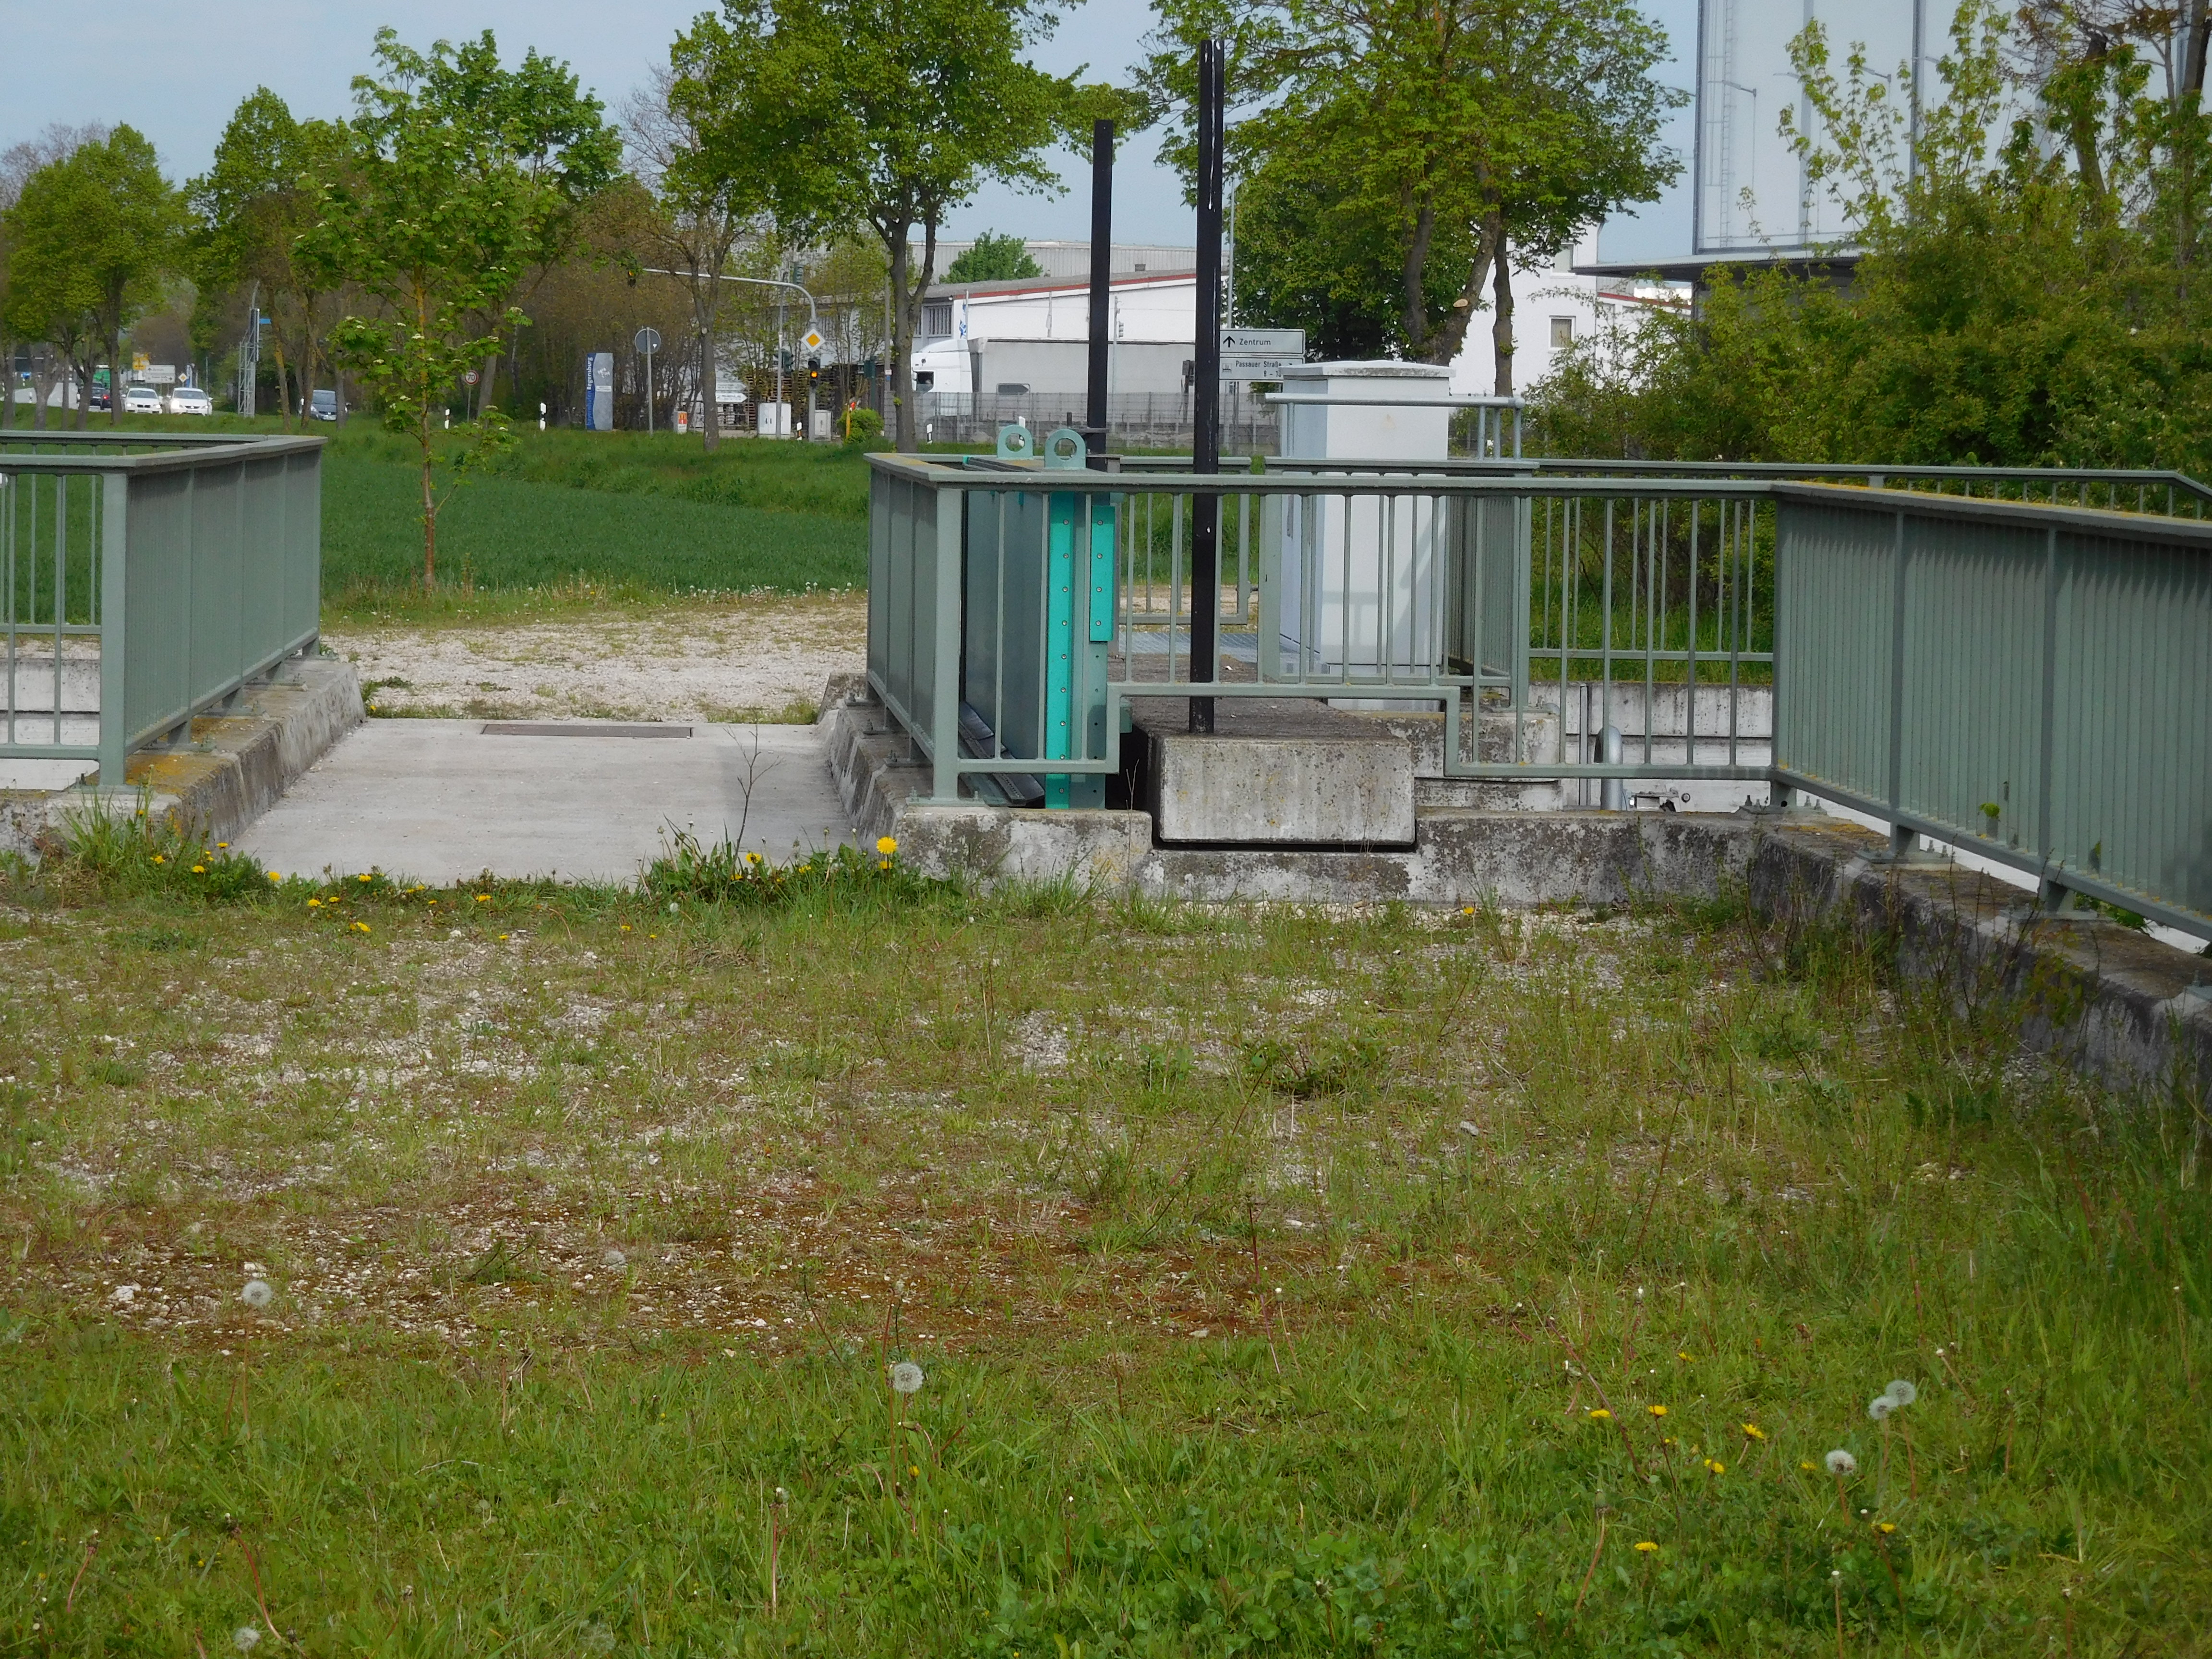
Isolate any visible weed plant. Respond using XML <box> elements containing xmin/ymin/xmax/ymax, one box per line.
<box><xmin>0</xmin><ymin>813</ymin><xmax>2205</xmax><ymax>1654</ymax></box>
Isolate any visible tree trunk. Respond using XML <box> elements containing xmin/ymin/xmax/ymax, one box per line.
<box><xmin>2187</xmin><ymin>0</ymin><xmax>2210</xmax><ymax>99</ymax></box>
<box><xmin>697</xmin><ymin>274</ymin><xmax>723</xmax><ymax>454</ymax></box>
<box><xmin>887</xmin><ymin>220</ymin><xmax>918</xmax><ymax>452</ymax></box>
<box><xmin>1401</xmin><ymin>199</ymin><xmax>1438</xmax><ymax>356</ymax></box>
<box><xmin>74</xmin><ymin>354</ymin><xmax>90</xmax><ymax>431</ymax></box>
<box><xmin>270</xmin><ymin>337</ymin><xmax>295</xmax><ymax>433</ymax></box>
<box><xmin>1491</xmin><ymin>231</ymin><xmax>1516</xmax><ymax>397</ymax></box>
<box><xmin>476</xmin><ymin>348</ymin><xmax>500</xmax><ymax>420</ymax></box>
<box><xmin>108</xmin><ymin>325</ymin><xmax>123</xmax><ymax>428</ymax></box>
<box><xmin>1425</xmin><ymin>209</ymin><xmax>1505</xmax><ymax>367</ymax></box>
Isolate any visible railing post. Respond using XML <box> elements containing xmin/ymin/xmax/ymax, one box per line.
<box><xmin>930</xmin><ymin>483</ymin><xmax>963</xmax><ymax>803</ymax></box>
<box><xmin>96</xmin><ymin>470</ymin><xmax>129</xmax><ymax>794</ymax></box>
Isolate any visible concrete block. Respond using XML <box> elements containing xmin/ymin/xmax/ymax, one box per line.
<box><xmin>896</xmin><ymin>804</ymin><xmax>1154</xmax><ymax>890</ymax></box>
<box><xmin>1134</xmin><ymin>697</ymin><xmax>1416</xmax><ymax>846</ymax></box>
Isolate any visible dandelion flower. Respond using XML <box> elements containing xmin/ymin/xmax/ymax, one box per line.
<box><xmin>1873</xmin><ymin>1520</ymin><xmax>1897</xmax><ymax>1534</ymax></box>
<box><xmin>354</xmin><ymin>922</ymin><xmax>371</xmax><ymax>934</ymax></box>
<box><xmin>1884</xmin><ymin>1379</ymin><xmax>1918</xmax><ymax>1407</ymax></box>
<box><xmin>1800</xmin><ymin>1460</ymin><xmax>1817</xmax><ymax>1472</ymax></box>
<box><xmin>1868</xmin><ymin>1395</ymin><xmax>1895</xmax><ymax>1422</ymax></box>
<box><xmin>876</xmin><ymin>835</ymin><xmax>897</xmax><ymax>856</ymax></box>
<box><xmin>234</xmin><ymin>1626</ymin><xmax>262</xmax><ymax>1651</ymax></box>
<box><xmin>1634</xmin><ymin>1540</ymin><xmax>1659</xmax><ymax>1554</ymax></box>
<box><xmin>152</xmin><ymin>854</ymin><xmax>166</xmax><ymax>866</ymax></box>
<box><xmin>240</xmin><ymin>1279</ymin><xmax>274</xmax><ymax>1309</ymax></box>
<box><xmin>889</xmin><ymin>1360</ymin><xmax>925</xmax><ymax>1395</ymax></box>
<box><xmin>1704</xmin><ymin>1458</ymin><xmax>1725</xmax><ymax>1475</ymax></box>
<box><xmin>191</xmin><ymin>865</ymin><xmax>206</xmax><ymax>875</ymax></box>
<box><xmin>1676</xmin><ymin>1350</ymin><xmax>1692</xmax><ymax>1361</ymax></box>
<box><xmin>267</xmin><ymin>872</ymin><xmax>280</xmax><ymax>882</ymax></box>
<box><xmin>1587</xmin><ymin>1407</ymin><xmax>1611</xmax><ymax>1421</ymax></box>
<box><xmin>1742</xmin><ymin>1422</ymin><xmax>1765</xmax><ymax>1441</ymax></box>
<box><xmin>1825</xmin><ymin>1449</ymin><xmax>1858</xmax><ymax>1477</ymax></box>
<box><xmin>602</xmin><ymin>1248</ymin><xmax>627</xmax><ymax>1270</ymax></box>
<box><xmin>907</xmin><ymin>1464</ymin><xmax>920</xmax><ymax>1478</ymax></box>
<box><xmin>217</xmin><ymin>842</ymin><xmax>229</xmax><ymax>850</ymax></box>
<box><xmin>1648</xmin><ymin>1404</ymin><xmax>1667</xmax><ymax>1418</ymax></box>
<box><xmin>476</xmin><ymin>894</ymin><xmax>490</xmax><ymax>903</ymax></box>
<box><xmin>358</xmin><ymin>873</ymin><xmax>372</xmax><ymax>884</ymax></box>
<box><xmin>308</xmin><ymin>899</ymin><xmax>322</xmax><ymax>909</ymax></box>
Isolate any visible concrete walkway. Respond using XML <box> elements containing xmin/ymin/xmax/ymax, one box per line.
<box><xmin>242</xmin><ymin>719</ymin><xmax>855</xmax><ymax>884</ymax></box>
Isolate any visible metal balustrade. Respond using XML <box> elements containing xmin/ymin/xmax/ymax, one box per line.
<box><xmin>868</xmin><ymin>433</ymin><xmax>2212</xmax><ymax>933</ymax></box>
<box><xmin>0</xmin><ymin>431</ymin><xmax>324</xmax><ymax>788</ymax></box>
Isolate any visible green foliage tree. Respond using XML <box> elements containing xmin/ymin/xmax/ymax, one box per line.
<box><xmin>1142</xmin><ymin>0</ymin><xmax>1682</xmax><ymax>389</ymax></box>
<box><xmin>944</xmin><ymin>231</ymin><xmax>1046</xmax><ymax>283</ymax></box>
<box><xmin>1533</xmin><ymin>0</ymin><xmax>2212</xmax><ymax>469</ymax></box>
<box><xmin>674</xmin><ymin>0</ymin><xmax>1082</xmax><ymax>451</ymax></box>
<box><xmin>1</xmin><ymin>127</ymin><xmax>181</xmax><ymax>431</ymax></box>
<box><xmin>190</xmin><ymin>89</ymin><xmax>351</xmax><ymax>431</ymax></box>
<box><xmin>311</xmin><ymin>28</ymin><xmax>618</xmax><ymax>589</ymax></box>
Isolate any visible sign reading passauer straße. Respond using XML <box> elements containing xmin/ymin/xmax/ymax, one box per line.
<box><xmin>1220</xmin><ymin>327</ymin><xmax>1306</xmax><ymax>381</ymax></box>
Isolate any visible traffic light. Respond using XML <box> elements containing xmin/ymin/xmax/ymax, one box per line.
<box><xmin>806</xmin><ymin>357</ymin><xmax>821</xmax><ymax>385</ymax></box>
<box><xmin>778</xmin><ymin>347</ymin><xmax>792</xmax><ymax>373</ymax></box>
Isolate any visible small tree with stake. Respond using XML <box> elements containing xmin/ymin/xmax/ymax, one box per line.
<box><xmin>312</xmin><ymin>28</ymin><xmax>615</xmax><ymax>589</ymax></box>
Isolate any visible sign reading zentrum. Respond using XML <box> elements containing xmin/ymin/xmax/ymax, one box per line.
<box><xmin>1220</xmin><ymin>328</ymin><xmax>1306</xmax><ymax>382</ymax></box>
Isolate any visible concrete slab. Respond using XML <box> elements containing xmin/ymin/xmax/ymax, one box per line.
<box><xmin>242</xmin><ymin>719</ymin><xmax>855</xmax><ymax>884</ymax></box>
<box><xmin>1129</xmin><ymin>697</ymin><xmax>1416</xmax><ymax>846</ymax></box>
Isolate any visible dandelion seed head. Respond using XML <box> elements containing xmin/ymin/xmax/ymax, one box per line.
<box><xmin>1825</xmin><ymin>1449</ymin><xmax>1858</xmax><ymax>1477</ymax></box>
<box><xmin>1868</xmin><ymin>1394</ymin><xmax>1895</xmax><ymax>1421</ymax></box>
<box><xmin>240</xmin><ymin>1279</ymin><xmax>274</xmax><ymax>1310</ymax></box>
<box><xmin>1884</xmin><ymin>1378</ymin><xmax>1918</xmax><ymax>1407</ymax></box>
<box><xmin>889</xmin><ymin>1360</ymin><xmax>925</xmax><ymax>1395</ymax></box>
<box><xmin>233</xmin><ymin>1627</ymin><xmax>262</xmax><ymax>1651</ymax></box>
<box><xmin>579</xmin><ymin>1621</ymin><xmax>615</xmax><ymax>1654</ymax></box>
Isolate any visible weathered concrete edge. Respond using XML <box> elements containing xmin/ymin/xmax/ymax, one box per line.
<box><xmin>0</xmin><ymin>657</ymin><xmax>364</xmax><ymax>859</ymax></box>
<box><xmin>1746</xmin><ymin>822</ymin><xmax>2212</xmax><ymax>1099</ymax></box>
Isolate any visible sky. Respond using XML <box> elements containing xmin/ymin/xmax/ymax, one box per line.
<box><xmin>0</xmin><ymin>0</ymin><xmax>1696</xmax><ymax>264</ymax></box>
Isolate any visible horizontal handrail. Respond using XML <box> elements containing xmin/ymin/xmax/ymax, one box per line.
<box><xmin>0</xmin><ymin>433</ymin><xmax>326</xmax><ymax>473</ymax></box>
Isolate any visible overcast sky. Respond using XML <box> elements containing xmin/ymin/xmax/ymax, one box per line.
<box><xmin>0</xmin><ymin>0</ymin><xmax>1695</xmax><ymax>263</ymax></box>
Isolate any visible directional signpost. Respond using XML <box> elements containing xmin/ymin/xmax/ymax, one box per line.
<box><xmin>1219</xmin><ymin>327</ymin><xmax>1305</xmax><ymax>382</ymax></box>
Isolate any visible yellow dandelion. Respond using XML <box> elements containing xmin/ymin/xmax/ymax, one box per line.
<box><xmin>1676</xmin><ymin>1350</ymin><xmax>1692</xmax><ymax>1361</ymax></box>
<box><xmin>267</xmin><ymin>872</ymin><xmax>280</xmax><ymax>882</ymax></box>
<box><xmin>357</xmin><ymin>873</ymin><xmax>372</xmax><ymax>883</ymax></box>
<box><xmin>500</xmin><ymin>933</ymin><xmax>510</xmax><ymax>941</ymax></box>
<box><xmin>152</xmin><ymin>854</ymin><xmax>166</xmax><ymax>866</ymax></box>
<box><xmin>1661</xmin><ymin>1436</ymin><xmax>1676</xmax><ymax>1448</ymax></box>
<box><xmin>475</xmin><ymin>894</ymin><xmax>490</xmax><ymax>903</ymax></box>
<box><xmin>876</xmin><ymin>835</ymin><xmax>897</xmax><ymax>856</ymax></box>
<box><xmin>620</xmin><ymin>924</ymin><xmax>631</xmax><ymax>932</ymax></box>
<box><xmin>191</xmin><ymin>865</ymin><xmax>206</xmax><ymax>874</ymax></box>
<box><xmin>354</xmin><ymin>922</ymin><xmax>371</xmax><ymax>935</ymax></box>
<box><xmin>1460</xmin><ymin>905</ymin><xmax>1474</xmax><ymax>915</ymax></box>
<box><xmin>217</xmin><ymin>842</ymin><xmax>229</xmax><ymax>850</ymax></box>
<box><xmin>1873</xmin><ymin>1521</ymin><xmax>1896</xmax><ymax>1535</ymax></box>
<box><xmin>1634</xmin><ymin>1541</ymin><xmax>1659</xmax><ymax>1554</ymax></box>
<box><xmin>1587</xmin><ymin>1408</ymin><xmax>1611</xmax><ymax>1421</ymax></box>
<box><xmin>308</xmin><ymin>899</ymin><xmax>322</xmax><ymax>909</ymax></box>
<box><xmin>1800</xmin><ymin>1460</ymin><xmax>1817</xmax><ymax>1472</ymax></box>
<box><xmin>878</xmin><ymin>858</ymin><xmax>891</xmax><ymax>871</ymax></box>
<box><xmin>1704</xmin><ymin>1459</ymin><xmax>1725</xmax><ymax>1475</ymax></box>
<box><xmin>1742</xmin><ymin>1422</ymin><xmax>1766</xmax><ymax>1441</ymax></box>
<box><xmin>907</xmin><ymin>1464</ymin><xmax>920</xmax><ymax>1478</ymax></box>
<box><xmin>1648</xmin><ymin>1404</ymin><xmax>1667</xmax><ymax>1418</ymax></box>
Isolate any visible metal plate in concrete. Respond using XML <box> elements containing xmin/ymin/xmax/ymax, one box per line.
<box><xmin>241</xmin><ymin>719</ymin><xmax>854</xmax><ymax>883</ymax></box>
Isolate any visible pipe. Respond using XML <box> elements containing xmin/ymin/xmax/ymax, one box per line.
<box><xmin>1189</xmin><ymin>37</ymin><xmax>1226</xmax><ymax>734</ymax></box>
<box><xmin>1085</xmin><ymin>119</ymin><xmax>1114</xmax><ymax>466</ymax></box>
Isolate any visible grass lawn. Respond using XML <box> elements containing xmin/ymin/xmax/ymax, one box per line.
<box><xmin>0</xmin><ymin>821</ymin><xmax>2206</xmax><ymax>1654</ymax></box>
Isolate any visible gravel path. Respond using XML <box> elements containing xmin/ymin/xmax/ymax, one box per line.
<box><xmin>323</xmin><ymin>594</ymin><xmax>865</xmax><ymax>724</ymax></box>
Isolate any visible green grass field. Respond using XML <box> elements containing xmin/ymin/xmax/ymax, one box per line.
<box><xmin>0</xmin><ymin>819</ymin><xmax>2205</xmax><ymax>1655</ymax></box>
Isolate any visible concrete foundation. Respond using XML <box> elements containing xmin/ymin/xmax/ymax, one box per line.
<box><xmin>0</xmin><ymin>655</ymin><xmax>363</xmax><ymax>858</ymax></box>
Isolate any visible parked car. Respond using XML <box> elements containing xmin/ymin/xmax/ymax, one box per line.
<box><xmin>305</xmin><ymin>388</ymin><xmax>337</xmax><ymax>421</ymax></box>
<box><xmin>122</xmin><ymin>384</ymin><xmax>165</xmax><ymax>414</ymax></box>
<box><xmin>166</xmin><ymin>386</ymin><xmax>214</xmax><ymax>416</ymax></box>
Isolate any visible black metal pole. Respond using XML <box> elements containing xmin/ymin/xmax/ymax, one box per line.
<box><xmin>1085</xmin><ymin>119</ymin><xmax>1114</xmax><ymax>466</ymax></box>
<box><xmin>1190</xmin><ymin>38</ymin><xmax>1226</xmax><ymax>733</ymax></box>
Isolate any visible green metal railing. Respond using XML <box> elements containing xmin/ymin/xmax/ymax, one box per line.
<box><xmin>0</xmin><ymin>431</ymin><xmax>324</xmax><ymax>787</ymax></box>
<box><xmin>866</xmin><ymin>439</ymin><xmax>2212</xmax><ymax>932</ymax></box>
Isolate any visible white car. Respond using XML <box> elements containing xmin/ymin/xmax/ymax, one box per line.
<box><xmin>121</xmin><ymin>384</ymin><xmax>165</xmax><ymax>414</ymax></box>
<box><xmin>166</xmin><ymin>386</ymin><xmax>214</xmax><ymax>416</ymax></box>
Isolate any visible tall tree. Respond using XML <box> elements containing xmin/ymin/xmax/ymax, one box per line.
<box><xmin>0</xmin><ymin>125</ymin><xmax>111</xmax><ymax>430</ymax></box>
<box><xmin>191</xmin><ymin>90</ymin><xmax>352</xmax><ymax>430</ymax></box>
<box><xmin>626</xmin><ymin>64</ymin><xmax>768</xmax><ymax>453</ymax></box>
<box><xmin>1142</xmin><ymin>0</ymin><xmax>1683</xmax><ymax>389</ymax></box>
<box><xmin>674</xmin><ymin>0</ymin><xmax>1080</xmax><ymax>451</ymax></box>
<box><xmin>1</xmin><ymin>128</ymin><xmax>180</xmax><ymax>430</ymax></box>
<box><xmin>311</xmin><ymin>28</ymin><xmax>618</xmax><ymax>589</ymax></box>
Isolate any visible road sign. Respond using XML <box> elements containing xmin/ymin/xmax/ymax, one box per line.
<box><xmin>1220</xmin><ymin>326</ymin><xmax>1305</xmax><ymax>382</ymax></box>
<box><xmin>801</xmin><ymin>327</ymin><xmax>826</xmax><ymax>352</ymax></box>
<box><xmin>463</xmin><ymin>369</ymin><xmax>479</xmax><ymax>386</ymax></box>
<box><xmin>634</xmin><ymin>327</ymin><xmax>661</xmax><ymax>354</ymax></box>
